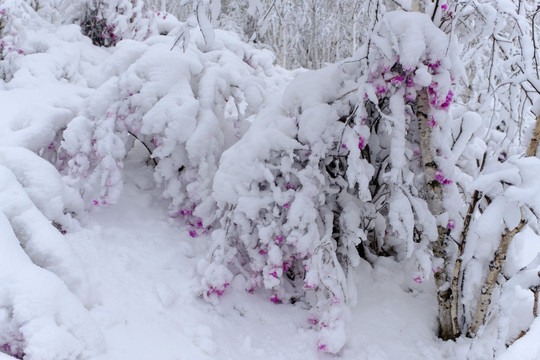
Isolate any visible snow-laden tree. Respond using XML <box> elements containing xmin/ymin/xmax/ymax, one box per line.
<box><xmin>202</xmin><ymin>3</ymin><xmax>540</xmax><ymax>353</ymax></box>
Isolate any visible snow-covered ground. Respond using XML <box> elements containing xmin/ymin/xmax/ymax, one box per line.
<box><xmin>67</xmin><ymin>158</ymin><xmax>453</xmax><ymax>360</ymax></box>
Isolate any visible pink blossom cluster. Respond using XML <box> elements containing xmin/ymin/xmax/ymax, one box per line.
<box><xmin>1</xmin><ymin>343</ymin><xmax>23</xmax><ymax>359</ymax></box>
<box><xmin>428</xmin><ymin>83</ymin><xmax>453</xmax><ymax>109</ymax></box>
<box><xmin>435</xmin><ymin>170</ymin><xmax>452</xmax><ymax>185</ymax></box>
<box><xmin>207</xmin><ymin>282</ymin><xmax>229</xmax><ymax>297</ymax></box>
<box><xmin>0</xmin><ymin>40</ymin><xmax>23</xmax><ymax>55</ymax></box>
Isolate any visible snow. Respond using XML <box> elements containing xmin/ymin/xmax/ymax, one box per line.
<box><xmin>0</xmin><ymin>2</ymin><xmax>538</xmax><ymax>360</ymax></box>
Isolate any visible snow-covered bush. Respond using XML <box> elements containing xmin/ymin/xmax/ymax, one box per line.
<box><xmin>200</xmin><ymin>10</ymin><xmax>467</xmax><ymax>353</ymax></box>
<box><xmin>78</xmin><ymin>0</ymin><xmax>157</xmax><ymax>47</ymax></box>
<box><xmin>57</xmin><ymin>18</ymin><xmax>286</xmax><ymax>231</ymax></box>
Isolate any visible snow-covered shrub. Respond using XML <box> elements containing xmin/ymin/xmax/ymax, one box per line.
<box><xmin>0</xmin><ymin>147</ymin><xmax>104</xmax><ymax>360</ymax></box>
<box><xmin>78</xmin><ymin>0</ymin><xmax>156</xmax><ymax>46</ymax></box>
<box><xmin>203</xmin><ymin>62</ymin><xmax>369</xmax><ymax>353</ymax></box>
<box><xmin>58</xmin><ymin>22</ymin><xmax>285</xmax><ymax>230</ymax></box>
<box><xmin>200</xmin><ymin>10</ymin><xmax>473</xmax><ymax>352</ymax></box>
<box><xmin>0</xmin><ymin>208</ymin><xmax>105</xmax><ymax>360</ymax></box>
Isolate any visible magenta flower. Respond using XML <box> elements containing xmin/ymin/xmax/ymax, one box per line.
<box><xmin>0</xmin><ymin>9</ymin><xmax>5</xmax><ymax>15</ymax></box>
<box><xmin>447</xmin><ymin>220</ymin><xmax>455</xmax><ymax>229</ymax></box>
<box><xmin>376</xmin><ymin>85</ymin><xmax>387</xmax><ymax>94</ymax></box>
<box><xmin>17</xmin><ymin>49</ymin><xmax>23</xmax><ymax>54</ymax></box>
<box><xmin>391</xmin><ymin>75</ymin><xmax>405</xmax><ymax>85</ymax></box>
<box><xmin>2</xmin><ymin>343</ymin><xmax>11</xmax><ymax>352</ymax></box>
<box><xmin>441</xmin><ymin>4</ymin><xmax>447</xmax><ymax>10</ymax></box>
<box><xmin>440</xmin><ymin>90</ymin><xmax>454</xmax><ymax>109</ymax></box>
<box><xmin>275</xmin><ymin>236</ymin><xmax>284</xmax><ymax>244</ymax></box>
<box><xmin>282</xmin><ymin>202</ymin><xmax>290</xmax><ymax>208</ymax></box>
<box><xmin>435</xmin><ymin>170</ymin><xmax>452</xmax><ymax>185</ymax></box>
<box><xmin>270</xmin><ymin>294</ymin><xmax>280</xmax><ymax>303</ymax></box>
<box><xmin>308</xmin><ymin>317</ymin><xmax>319</xmax><ymax>325</ymax></box>
<box><xmin>318</xmin><ymin>344</ymin><xmax>327</xmax><ymax>351</ymax></box>
<box><xmin>189</xmin><ymin>230</ymin><xmax>197</xmax><ymax>238</ymax></box>
<box><xmin>427</xmin><ymin>117</ymin><xmax>437</xmax><ymax>128</ymax></box>
<box><xmin>341</xmin><ymin>143</ymin><xmax>348</xmax><ymax>149</ymax></box>
<box><xmin>358</xmin><ymin>136</ymin><xmax>365</xmax><ymax>150</ymax></box>
<box><xmin>270</xmin><ymin>271</ymin><xmax>278</xmax><ymax>278</ymax></box>
<box><xmin>259</xmin><ymin>249</ymin><xmax>267</xmax><ymax>255</ymax></box>
<box><xmin>92</xmin><ymin>200</ymin><xmax>99</xmax><ymax>206</ymax></box>
<box><xmin>406</xmin><ymin>77</ymin><xmax>414</xmax><ymax>88</ymax></box>
<box><xmin>414</xmin><ymin>276</ymin><xmax>422</xmax><ymax>284</ymax></box>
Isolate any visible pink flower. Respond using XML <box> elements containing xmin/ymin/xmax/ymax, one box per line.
<box><xmin>391</xmin><ymin>75</ymin><xmax>405</xmax><ymax>85</ymax></box>
<box><xmin>48</xmin><ymin>142</ymin><xmax>55</xmax><ymax>150</ymax></box>
<box><xmin>406</xmin><ymin>95</ymin><xmax>416</xmax><ymax>102</ymax></box>
<box><xmin>308</xmin><ymin>317</ymin><xmax>319</xmax><ymax>325</ymax></box>
<box><xmin>17</xmin><ymin>49</ymin><xmax>23</xmax><ymax>54</ymax></box>
<box><xmin>259</xmin><ymin>249</ymin><xmax>267</xmax><ymax>255</ymax></box>
<box><xmin>92</xmin><ymin>200</ymin><xmax>99</xmax><ymax>206</ymax></box>
<box><xmin>318</xmin><ymin>344</ymin><xmax>327</xmax><ymax>351</ymax></box>
<box><xmin>0</xmin><ymin>9</ymin><xmax>5</xmax><ymax>15</ymax></box>
<box><xmin>447</xmin><ymin>220</ymin><xmax>455</xmax><ymax>229</ymax></box>
<box><xmin>414</xmin><ymin>276</ymin><xmax>422</xmax><ymax>284</ymax></box>
<box><xmin>270</xmin><ymin>294</ymin><xmax>280</xmax><ymax>303</ymax></box>
<box><xmin>358</xmin><ymin>136</ymin><xmax>365</xmax><ymax>150</ymax></box>
<box><xmin>441</xmin><ymin>4</ymin><xmax>447</xmax><ymax>10</ymax></box>
<box><xmin>435</xmin><ymin>170</ymin><xmax>452</xmax><ymax>185</ymax></box>
<box><xmin>406</xmin><ymin>77</ymin><xmax>415</xmax><ymax>87</ymax></box>
<box><xmin>275</xmin><ymin>236</ymin><xmax>284</xmax><ymax>244</ymax></box>
<box><xmin>189</xmin><ymin>230</ymin><xmax>197</xmax><ymax>238</ymax></box>
<box><xmin>282</xmin><ymin>261</ymin><xmax>291</xmax><ymax>271</ymax></box>
<box><xmin>428</xmin><ymin>117</ymin><xmax>437</xmax><ymax>128</ymax></box>
<box><xmin>270</xmin><ymin>271</ymin><xmax>278</xmax><ymax>278</ymax></box>
<box><xmin>376</xmin><ymin>85</ymin><xmax>386</xmax><ymax>94</ymax></box>
<box><xmin>282</xmin><ymin>202</ymin><xmax>290</xmax><ymax>208</ymax></box>
<box><xmin>197</xmin><ymin>220</ymin><xmax>204</xmax><ymax>228</ymax></box>
<box><xmin>341</xmin><ymin>143</ymin><xmax>348</xmax><ymax>149</ymax></box>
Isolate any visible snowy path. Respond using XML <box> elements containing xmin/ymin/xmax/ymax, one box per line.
<box><xmin>67</xmin><ymin>164</ymin><xmax>319</xmax><ymax>360</ymax></box>
<box><xmin>64</xmin><ymin>167</ymin><xmax>453</xmax><ymax>360</ymax></box>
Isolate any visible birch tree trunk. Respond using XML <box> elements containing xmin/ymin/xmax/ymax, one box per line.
<box><xmin>416</xmin><ymin>90</ymin><xmax>455</xmax><ymax>340</ymax></box>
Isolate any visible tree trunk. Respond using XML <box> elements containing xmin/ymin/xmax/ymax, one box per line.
<box><xmin>416</xmin><ymin>89</ymin><xmax>455</xmax><ymax>340</ymax></box>
<box><xmin>468</xmin><ymin>218</ymin><xmax>527</xmax><ymax>336</ymax></box>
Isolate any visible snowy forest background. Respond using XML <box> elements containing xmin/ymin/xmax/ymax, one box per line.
<box><xmin>1</xmin><ymin>0</ymin><xmax>540</xmax><ymax>359</ymax></box>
